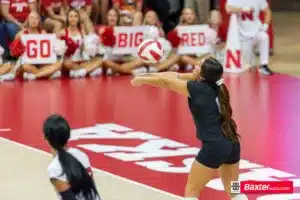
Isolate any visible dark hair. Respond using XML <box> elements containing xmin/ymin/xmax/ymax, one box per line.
<box><xmin>200</xmin><ymin>57</ymin><xmax>240</xmax><ymax>143</ymax></box>
<box><xmin>66</xmin><ymin>8</ymin><xmax>81</xmax><ymax>29</ymax></box>
<box><xmin>107</xmin><ymin>8</ymin><xmax>120</xmax><ymax>26</ymax></box>
<box><xmin>43</xmin><ymin>114</ymin><xmax>99</xmax><ymax>200</ymax></box>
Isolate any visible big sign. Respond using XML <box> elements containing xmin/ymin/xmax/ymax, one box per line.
<box><xmin>112</xmin><ymin>26</ymin><xmax>152</xmax><ymax>55</ymax></box>
<box><xmin>177</xmin><ymin>25</ymin><xmax>213</xmax><ymax>55</ymax></box>
<box><xmin>21</xmin><ymin>34</ymin><xmax>57</xmax><ymax>65</ymax></box>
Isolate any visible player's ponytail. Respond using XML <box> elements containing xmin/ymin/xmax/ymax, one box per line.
<box><xmin>218</xmin><ymin>84</ymin><xmax>240</xmax><ymax>143</ymax></box>
<box><xmin>43</xmin><ymin>115</ymin><xmax>99</xmax><ymax>200</ymax></box>
<box><xmin>199</xmin><ymin>57</ymin><xmax>240</xmax><ymax>143</ymax></box>
<box><xmin>57</xmin><ymin>148</ymin><xmax>99</xmax><ymax>200</ymax></box>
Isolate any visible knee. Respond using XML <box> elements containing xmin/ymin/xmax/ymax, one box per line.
<box><xmin>258</xmin><ymin>31</ymin><xmax>269</xmax><ymax>41</ymax></box>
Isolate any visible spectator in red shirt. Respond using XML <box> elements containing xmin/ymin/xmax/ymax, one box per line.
<box><xmin>64</xmin><ymin>0</ymin><xmax>94</xmax><ymax>33</ymax></box>
<box><xmin>1</xmin><ymin>0</ymin><xmax>36</xmax><ymax>43</ymax></box>
<box><xmin>113</xmin><ymin>0</ymin><xmax>143</xmax><ymax>26</ymax></box>
<box><xmin>41</xmin><ymin>0</ymin><xmax>65</xmax><ymax>35</ymax></box>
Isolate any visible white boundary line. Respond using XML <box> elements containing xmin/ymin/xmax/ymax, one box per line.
<box><xmin>0</xmin><ymin>136</ymin><xmax>182</xmax><ymax>199</ymax></box>
<box><xmin>0</xmin><ymin>128</ymin><xmax>11</xmax><ymax>132</ymax></box>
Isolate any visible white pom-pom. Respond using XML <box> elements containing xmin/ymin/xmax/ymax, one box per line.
<box><xmin>84</xmin><ymin>43</ymin><xmax>98</xmax><ymax>57</ymax></box>
<box><xmin>54</xmin><ymin>39</ymin><xmax>67</xmax><ymax>56</ymax></box>
<box><xmin>98</xmin><ymin>45</ymin><xmax>106</xmax><ymax>55</ymax></box>
<box><xmin>205</xmin><ymin>27</ymin><xmax>218</xmax><ymax>45</ymax></box>
<box><xmin>84</xmin><ymin>34</ymin><xmax>99</xmax><ymax>57</ymax></box>
<box><xmin>144</xmin><ymin>26</ymin><xmax>160</xmax><ymax>40</ymax></box>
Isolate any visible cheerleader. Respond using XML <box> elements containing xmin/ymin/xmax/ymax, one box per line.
<box><xmin>143</xmin><ymin>10</ymin><xmax>181</xmax><ymax>72</ymax></box>
<box><xmin>11</xmin><ymin>12</ymin><xmax>62</xmax><ymax>80</ymax></box>
<box><xmin>99</xmin><ymin>8</ymin><xmax>148</xmax><ymax>75</ymax></box>
<box><xmin>131</xmin><ymin>56</ymin><xmax>247</xmax><ymax>200</ymax></box>
<box><xmin>59</xmin><ymin>8</ymin><xmax>102</xmax><ymax>78</ymax></box>
<box><xmin>44</xmin><ymin>114</ymin><xmax>101</xmax><ymax>200</ymax></box>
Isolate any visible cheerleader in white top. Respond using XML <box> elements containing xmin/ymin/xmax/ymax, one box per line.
<box><xmin>58</xmin><ymin>9</ymin><xmax>102</xmax><ymax>78</ymax></box>
<box><xmin>142</xmin><ymin>10</ymin><xmax>181</xmax><ymax>72</ymax></box>
<box><xmin>44</xmin><ymin>114</ymin><xmax>101</xmax><ymax>200</ymax></box>
<box><xmin>99</xmin><ymin>8</ymin><xmax>149</xmax><ymax>75</ymax></box>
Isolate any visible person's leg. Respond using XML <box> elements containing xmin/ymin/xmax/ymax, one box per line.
<box><xmin>132</xmin><ymin>11</ymin><xmax>143</xmax><ymax>26</ymax></box>
<box><xmin>100</xmin><ymin>0</ymin><xmax>109</xmax><ymax>24</ymax></box>
<box><xmin>254</xmin><ymin>31</ymin><xmax>273</xmax><ymax>75</ymax></box>
<box><xmin>184</xmin><ymin>160</ymin><xmax>216</xmax><ymax>199</ymax></box>
<box><xmin>195</xmin><ymin>0</ymin><xmax>210</xmax><ymax>24</ymax></box>
<box><xmin>4</xmin><ymin>22</ymin><xmax>20</xmax><ymax>41</ymax></box>
<box><xmin>0</xmin><ymin>23</ymin><xmax>10</xmax><ymax>59</ymax></box>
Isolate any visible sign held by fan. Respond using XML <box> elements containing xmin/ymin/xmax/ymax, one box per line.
<box><xmin>21</xmin><ymin>34</ymin><xmax>57</xmax><ymax>65</ymax></box>
<box><xmin>112</xmin><ymin>26</ymin><xmax>157</xmax><ymax>54</ymax></box>
<box><xmin>177</xmin><ymin>25</ymin><xmax>213</xmax><ymax>55</ymax></box>
<box><xmin>223</xmin><ymin>14</ymin><xmax>252</xmax><ymax>73</ymax></box>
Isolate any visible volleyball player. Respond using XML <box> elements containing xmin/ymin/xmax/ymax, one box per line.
<box><xmin>131</xmin><ymin>56</ymin><xmax>247</xmax><ymax>200</ymax></box>
<box><xmin>44</xmin><ymin>114</ymin><xmax>101</xmax><ymax>200</ymax></box>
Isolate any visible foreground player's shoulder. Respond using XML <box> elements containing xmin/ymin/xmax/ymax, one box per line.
<box><xmin>68</xmin><ymin>148</ymin><xmax>91</xmax><ymax>168</ymax></box>
<box><xmin>47</xmin><ymin>156</ymin><xmax>63</xmax><ymax>180</ymax></box>
<box><xmin>187</xmin><ymin>80</ymin><xmax>206</xmax><ymax>98</ymax></box>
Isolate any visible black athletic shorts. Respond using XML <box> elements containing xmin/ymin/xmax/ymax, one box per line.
<box><xmin>196</xmin><ymin>138</ymin><xmax>240</xmax><ymax>169</ymax></box>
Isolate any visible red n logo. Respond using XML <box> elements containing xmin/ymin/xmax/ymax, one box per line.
<box><xmin>241</xmin><ymin>11</ymin><xmax>254</xmax><ymax>21</ymax></box>
<box><xmin>225</xmin><ymin>50</ymin><xmax>241</xmax><ymax>68</ymax></box>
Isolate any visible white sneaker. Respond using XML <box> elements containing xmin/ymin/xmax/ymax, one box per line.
<box><xmin>132</xmin><ymin>67</ymin><xmax>147</xmax><ymax>75</ymax></box>
<box><xmin>50</xmin><ymin>71</ymin><xmax>61</xmax><ymax>79</ymax></box>
<box><xmin>169</xmin><ymin>64</ymin><xmax>180</xmax><ymax>71</ymax></box>
<box><xmin>148</xmin><ymin>66</ymin><xmax>158</xmax><ymax>73</ymax></box>
<box><xmin>106</xmin><ymin>68</ymin><xmax>113</xmax><ymax>76</ymax></box>
<box><xmin>89</xmin><ymin>68</ymin><xmax>102</xmax><ymax>77</ymax></box>
<box><xmin>76</xmin><ymin>69</ymin><xmax>87</xmax><ymax>78</ymax></box>
<box><xmin>23</xmin><ymin>72</ymin><xmax>36</xmax><ymax>81</ymax></box>
<box><xmin>185</xmin><ymin>64</ymin><xmax>193</xmax><ymax>71</ymax></box>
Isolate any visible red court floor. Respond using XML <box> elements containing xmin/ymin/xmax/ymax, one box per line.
<box><xmin>1</xmin><ymin>71</ymin><xmax>300</xmax><ymax>200</ymax></box>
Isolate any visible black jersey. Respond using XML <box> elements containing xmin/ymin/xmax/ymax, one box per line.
<box><xmin>187</xmin><ymin>80</ymin><xmax>224</xmax><ymax>141</ymax></box>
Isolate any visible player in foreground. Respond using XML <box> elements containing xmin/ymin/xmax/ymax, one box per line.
<box><xmin>131</xmin><ymin>56</ymin><xmax>247</xmax><ymax>200</ymax></box>
<box><xmin>44</xmin><ymin>114</ymin><xmax>101</xmax><ymax>200</ymax></box>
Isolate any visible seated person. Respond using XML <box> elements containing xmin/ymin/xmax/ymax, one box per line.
<box><xmin>13</xmin><ymin>12</ymin><xmax>62</xmax><ymax>80</ymax></box>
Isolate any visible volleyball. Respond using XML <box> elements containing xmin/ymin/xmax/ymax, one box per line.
<box><xmin>137</xmin><ymin>39</ymin><xmax>164</xmax><ymax>63</ymax></box>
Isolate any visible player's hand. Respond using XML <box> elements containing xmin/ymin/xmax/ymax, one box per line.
<box><xmin>131</xmin><ymin>78</ymin><xmax>143</xmax><ymax>87</ymax></box>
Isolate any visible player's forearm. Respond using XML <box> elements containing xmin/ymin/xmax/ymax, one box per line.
<box><xmin>134</xmin><ymin>76</ymin><xmax>169</xmax><ymax>88</ymax></box>
<box><xmin>178</xmin><ymin>73</ymin><xmax>196</xmax><ymax>81</ymax></box>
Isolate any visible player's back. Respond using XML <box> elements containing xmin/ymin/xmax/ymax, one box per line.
<box><xmin>47</xmin><ymin>148</ymin><xmax>100</xmax><ymax>200</ymax></box>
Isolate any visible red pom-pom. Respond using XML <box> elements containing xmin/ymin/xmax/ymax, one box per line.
<box><xmin>9</xmin><ymin>38</ymin><xmax>25</xmax><ymax>57</ymax></box>
<box><xmin>167</xmin><ymin>29</ymin><xmax>181</xmax><ymax>48</ymax></box>
<box><xmin>59</xmin><ymin>36</ymin><xmax>80</xmax><ymax>57</ymax></box>
<box><xmin>100</xmin><ymin>26</ymin><xmax>116</xmax><ymax>47</ymax></box>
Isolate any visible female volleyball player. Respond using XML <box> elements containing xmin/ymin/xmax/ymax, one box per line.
<box><xmin>44</xmin><ymin>114</ymin><xmax>101</xmax><ymax>200</ymax></box>
<box><xmin>131</xmin><ymin>56</ymin><xmax>247</xmax><ymax>200</ymax></box>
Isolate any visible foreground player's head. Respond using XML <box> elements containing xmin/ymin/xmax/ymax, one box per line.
<box><xmin>194</xmin><ymin>56</ymin><xmax>223</xmax><ymax>82</ymax></box>
<box><xmin>43</xmin><ymin>114</ymin><xmax>70</xmax><ymax>151</ymax></box>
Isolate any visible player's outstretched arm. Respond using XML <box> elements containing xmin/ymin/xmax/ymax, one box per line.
<box><xmin>131</xmin><ymin>76</ymin><xmax>190</xmax><ymax>97</ymax></box>
<box><xmin>136</xmin><ymin>72</ymin><xmax>196</xmax><ymax>81</ymax></box>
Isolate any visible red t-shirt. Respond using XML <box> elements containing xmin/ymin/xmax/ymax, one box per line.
<box><xmin>40</xmin><ymin>0</ymin><xmax>62</xmax><ymax>16</ymax></box>
<box><xmin>68</xmin><ymin>0</ymin><xmax>92</xmax><ymax>9</ymax></box>
<box><xmin>113</xmin><ymin>0</ymin><xmax>142</xmax><ymax>11</ymax></box>
<box><xmin>1</xmin><ymin>0</ymin><xmax>34</xmax><ymax>22</ymax></box>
